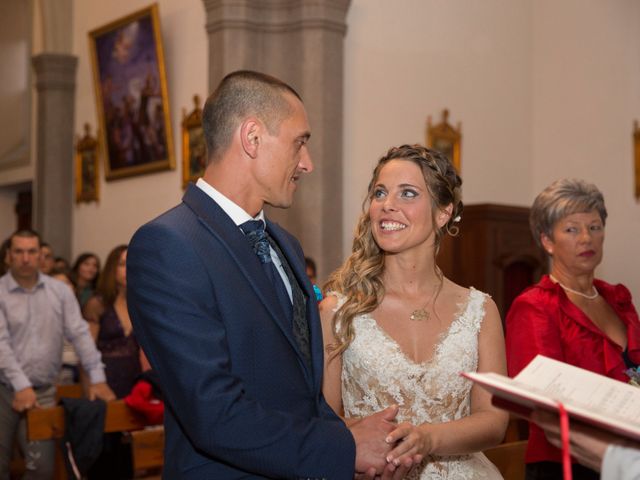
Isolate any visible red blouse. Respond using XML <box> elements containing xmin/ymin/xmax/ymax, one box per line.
<box><xmin>505</xmin><ymin>275</ymin><xmax>640</xmax><ymax>464</ymax></box>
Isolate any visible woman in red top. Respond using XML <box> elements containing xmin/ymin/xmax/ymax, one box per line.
<box><xmin>506</xmin><ymin>178</ymin><xmax>640</xmax><ymax>480</ymax></box>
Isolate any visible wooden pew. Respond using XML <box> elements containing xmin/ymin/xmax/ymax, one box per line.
<box><xmin>10</xmin><ymin>383</ymin><xmax>85</xmax><ymax>478</ymax></box>
<box><xmin>484</xmin><ymin>440</ymin><xmax>527</xmax><ymax>480</ymax></box>
<box><xmin>131</xmin><ymin>427</ymin><xmax>164</xmax><ymax>474</ymax></box>
<box><xmin>54</xmin><ymin>383</ymin><xmax>84</xmax><ymax>401</ymax></box>
<box><xmin>26</xmin><ymin>400</ymin><xmax>164</xmax><ymax>478</ymax></box>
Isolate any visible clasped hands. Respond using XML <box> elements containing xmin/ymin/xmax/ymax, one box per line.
<box><xmin>350</xmin><ymin>405</ymin><xmax>429</xmax><ymax>479</ymax></box>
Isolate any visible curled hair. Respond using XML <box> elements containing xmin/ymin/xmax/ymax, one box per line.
<box><xmin>202</xmin><ymin>70</ymin><xmax>301</xmax><ymax>163</ymax></box>
<box><xmin>324</xmin><ymin>144</ymin><xmax>463</xmax><ymax>356</ymax></box>
<box><xmin>530</xmin><ymin>178</ymin><xmax>607</xmax><ymax>249</ymax></box>
<box><xmin>96</xmin><ymin>245</ymin><xmax>127</xmax><ymax>308</ymax></box>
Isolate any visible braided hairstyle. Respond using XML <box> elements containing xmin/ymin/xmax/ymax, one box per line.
<box><xmin>324</xmin><ymin>144</ymin><xmax>462</xmax><ymax>356</ymax></box>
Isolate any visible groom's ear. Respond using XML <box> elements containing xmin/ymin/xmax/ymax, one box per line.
<box><xmin>240</xmin><ymin>119</ymin><xmax>260</xmax><ymax>158</ymax></box>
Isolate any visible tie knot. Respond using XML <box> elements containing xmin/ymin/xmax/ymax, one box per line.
<box><xmin>239</xmin><ymin>219</ymin><xmax>265</xmax><ymax>235</ymax></box>
<box><xmin>240</xmin><ymin>220</ymin><xmax>271</xmax><ymax>264</ymax></box>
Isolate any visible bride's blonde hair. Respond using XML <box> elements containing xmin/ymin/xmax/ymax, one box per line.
<box><xmin>324</xmin><ymin>144</ymin><xmax>463</xmax><ymax>356</ymax></box>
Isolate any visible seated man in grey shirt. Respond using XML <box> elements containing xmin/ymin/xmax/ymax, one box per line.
<box><xmin>0</xmin><ymin>229</ymin><xmax>115</xmax><ymax>479</ymax></box>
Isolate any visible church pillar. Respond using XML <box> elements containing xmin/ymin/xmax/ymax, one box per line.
<box><xmin>31</xmin><ymin>53</ymin><xmax>77</xmax><ymax>260</ymax></box>
<box><xmin>202</xmin><ymin>0</ymin><xmax>351</xmax><ymax>281</ymax></box>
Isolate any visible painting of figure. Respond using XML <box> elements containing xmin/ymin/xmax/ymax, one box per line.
<box><xmin>89</xmin><ymin>4</ymin><xmax>174</xmax><ymax>180</ymax></box>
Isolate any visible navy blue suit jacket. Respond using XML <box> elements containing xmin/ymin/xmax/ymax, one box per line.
<box><xmin>127</xmin><ymin>185</ymin><xmax>355</xmax><ymax>479</ymax></box>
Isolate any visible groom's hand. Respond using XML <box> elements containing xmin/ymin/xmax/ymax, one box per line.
<box><xmin>350</xmin><ymin>405</ymin><xmax>399</xmax><ymax>475</ymax></box>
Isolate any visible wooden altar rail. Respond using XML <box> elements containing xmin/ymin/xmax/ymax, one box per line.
<box><xmin>27</xmin><ymin>400</ymin><xmax>146</xmax><ymax>440</ymax></box>
<box><xmin>24</xmin><ymin>396</ymin><xmax>522</xmax><ymax>480</ymax></box>
<box><xmin>26</xmin><ymin>399</ymin><xmax>164</xmax><ymax>478</ymax></box>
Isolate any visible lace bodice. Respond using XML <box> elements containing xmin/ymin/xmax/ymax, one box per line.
<box><xmin>335</xmin><ymin>288</ymin><xmax>502</xmax><ymax>480</ymax></box>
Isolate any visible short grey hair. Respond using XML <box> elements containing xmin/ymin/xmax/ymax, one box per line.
<box><xmin>529</xmin><ymin>178</ymin><xmax>607</xmax><ymax>249</ymax></box>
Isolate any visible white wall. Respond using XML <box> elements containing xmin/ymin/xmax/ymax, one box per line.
<box><xmin>0</xmin><ymin>0</ymin><xmax>31</xmax><ymax>172</ymax></box>
<box><xmin>72</xmin><ymin>0</ymin><xmax>207</xmax><ymax>263</ymax></box>
<box><xmin>343</xmin><ymin>0</ymin><xmax>534</xmax><ymax>252</ymax></box>
<box><xmin>344</xmin><ymin>0</ymin><xmax>640</xmax><ymax>301</ymax></box>
<box><xmin>3</xmin><ymin>0</ymin><xmax>634</xmax><ymax>299</ymax></box>
<box><xmin>531</xmin><ymin>0</ymin><xmax>640</xmax><ymax>300</ymax></box>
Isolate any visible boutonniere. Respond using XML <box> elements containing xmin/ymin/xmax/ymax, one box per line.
<box><xmin>625</xmin><ymin>366</ymin><xmax>640</xmax><ymax>387</ymax></box>
<box><xmin>313</xmin><ymin>284</ymin><xmax>323</xmax><ymax>302</ymax></box>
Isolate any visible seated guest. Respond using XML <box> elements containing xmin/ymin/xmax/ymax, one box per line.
<box><xmin>305</xmin><ymin>256</ymin><xmax>317</xmax><ymax>284</ymax></box>
<box><xmin>51</xmin><ymin>269</ymin><xmax>81</xmax><ymax>384</ymax></box>
<box><xmin>53</xmin><ymin>256</ymin><xmax>70</xmax><ymax>274</ymax></box>
<box><xmin>0</xmin><ymin>230</ymin><xmax>115</xmax><ymax>479</ymax></box>
<box><xmin>506</xmin><ymin>178</ymin><xmax>640</xmax><ymax>480</ymax></box>
<box><xmin>84</xmin><ymin>245</ymin><xmax>142</xmax><ymax>398</ymax></box>
<box><xmin>0</xmin><ymin>238</ymin><xmax>9</xmax><ymax>277</ymax></box>
<box><xmin>39</xmin><ymin>242</ymin><xmax>54</xmax><ymax>275</ymax></box>
<box><xmin>71</xmin><ymin>252</ymin><xmax>101</xmax><ymax>308</ymax></box>
<box><xmin>321</xmin><ymin>145</ymin><xmax>508</xmax><ymax>479</ymax></box>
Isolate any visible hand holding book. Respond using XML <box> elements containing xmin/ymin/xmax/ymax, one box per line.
<box><xmin>463</xmin><ymin>355</ymin><xmax>640</xmax><ymax>478</ymax></box>
<box><xmin>462</xmin><ymin>355</ymin><xmax>640</xmax><ymax>442</ymax></box>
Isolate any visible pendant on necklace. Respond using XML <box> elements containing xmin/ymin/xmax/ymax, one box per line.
<box><xmin>410</xmin><ymin>308</ymin><xmax>430</xmax><ymax>321</ymax></box>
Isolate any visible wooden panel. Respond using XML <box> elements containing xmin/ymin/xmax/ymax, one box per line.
<box><xmin>55</xmin><ymin>383</ymin><xmax>83</xmax><ymax>401</ymax></box>
<box><xmin>131</xmin><ymin>428</ymin><xmax>165</xmax><ymax>472</ymax></box>
<box><xmin>27</xmin><ymin>400</ymin><xmax>147</xmax><ymax>441</ymax></box>
<box><xmin>484</xmin><ymin>440</ymin><xmax>527</xmax><ymax>480</ymax></box>
<box><xmin>439</xmin><ymin>203</ymin><xmax>547</xmax><ymax>319</ymax></box>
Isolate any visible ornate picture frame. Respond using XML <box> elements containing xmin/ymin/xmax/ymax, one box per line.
<box><xmin>89</xmin><ymin>3</ymin><xmax>175</xmax><ymax>180</ymax></box>
<box><xmin>635</xmin><ymin>121</ymin><xmax>640</xmax><ymax>200</ymax></box>
<box><xmin>182</xmin><ymin>95</ymin><xmax>206</xmax><ymax>188</ymax></box>
<box><xmin>75</xmin><ymin>123</ymin><xmax>99</xmax><ymax>203</ymax></box>
<box><xmin>426</xmin><ymin>109</ymin><xmax>462</xmax><ymax>173</ymax></box>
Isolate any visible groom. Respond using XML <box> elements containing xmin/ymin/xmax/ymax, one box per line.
<box><xmin>127</xmin><ymin>71</ymin><xmax>414</xmax><ymax>478</ymax></box>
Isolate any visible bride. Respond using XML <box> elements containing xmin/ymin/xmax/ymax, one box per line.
<box><xmin>320</xmin><ymin>145</ymin><xmax>508</xmax><ymax>479</ymax></box>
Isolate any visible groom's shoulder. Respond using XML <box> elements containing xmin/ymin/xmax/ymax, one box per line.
<box><xmin>131</xmin><ymin>202</ymin><xmax>194</xmax><ymax>245</ymax></box>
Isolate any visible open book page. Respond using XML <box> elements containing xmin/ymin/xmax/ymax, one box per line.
<box><xmin>462</xmin><ymin>355</ymin><xmax>640</xmax><ymax>441</ymax></box>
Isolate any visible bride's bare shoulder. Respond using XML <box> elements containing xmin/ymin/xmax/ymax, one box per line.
<box><xmin>441</xmin><ymin>277</ymin><xmax>472</xmax><ymax>301</ymax></box>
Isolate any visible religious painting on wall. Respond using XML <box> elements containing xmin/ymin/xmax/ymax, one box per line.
<box><xmin>634</xmin><ymin>121</ymin><xmax>640</xmax><ymax>200</ymax></box>
<box><xmin>75</xmin><ymin>124</ymin><xmax>99</xmax><ymax>203</ymax></box>
<box><xmin>89</xmin><ymin>3</ymin><xmax>175</xmax><ymax>180</ymax></box>
<box><xmin>426</xmin><ymin>109</ymin><xmax>462</xmax><ymax>173</ymax></box>
<box><xmin>182</xmin><ymin>95</ymin><xmax>206</xmax><ymax>188</ymax></box>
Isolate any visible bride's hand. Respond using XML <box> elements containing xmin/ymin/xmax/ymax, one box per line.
<box><xmin>384</xmin><ymin>422</ymin><xmax>431</xmax><ymax>466</ymax></box>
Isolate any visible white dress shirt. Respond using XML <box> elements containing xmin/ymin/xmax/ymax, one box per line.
<box><xmin>0</xmin><ymin>272</ymin><xmax>106</xmax><ymax>391</ymax></box>
<box><xmin>196</xmin><ymin>178</ymin><xmax>292</xmax><ymax>302</ymax></box>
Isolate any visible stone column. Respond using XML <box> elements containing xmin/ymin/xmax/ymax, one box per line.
<box><xmin>202</xmin><ymin>0</ymin><xmax>351</xmax><ymax>281</ymax></box>
<box><xmin>31</xmin><ymin>53</ymin><xmax>77</xmax><ymax>260</ymax></box>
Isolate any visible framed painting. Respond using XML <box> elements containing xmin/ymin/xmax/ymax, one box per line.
<box><xmin>182</xmin><ymin>94</ymin><xmax>206</xmax><ymax>188</ymax></box>
<box><xmin>89</xmin><ymin>3</ymin><xmax>175</xmax><ymax>180</ymax></box>
<box><xmin>426</xmin><ymin>109</ymin><xmax>462</xmax><ymax>173</ymax></box>
<box><xmin>75</xmin><ymin>123</ymin><xmax>99</xmax><ymax>203</ymax></box>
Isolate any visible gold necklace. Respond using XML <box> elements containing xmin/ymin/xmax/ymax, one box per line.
<box><xmin>406</xmin><ymin>283</ymin><xmax>439</xmax><ymax>321</ymax></box>
<box><xmin>409</xmin><ymin>307</ymin><xmax>430</xmax><ymax>321</ymax></box>
<box><xmin>549</xmin><ymin>274</ymin><xmax>598</xmax><ymax>300</ymax></box>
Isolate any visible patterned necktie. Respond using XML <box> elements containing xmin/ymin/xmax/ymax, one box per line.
<box><xmin>239</xmin><ymin>220</ymin><xmax>310</xmax><ymax>367</ymax></box>
<box><xmin>240</xmin><ymin>220</ymin><xmax>292</xmax><ymax>316</ymax></box>
<box><xmin>240</xmin><ymin>220</ymin><xmax>272</xmax><ymax>264</ymax></box>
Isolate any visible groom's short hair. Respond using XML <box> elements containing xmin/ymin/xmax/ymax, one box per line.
<box><xmin>202</xmin><ymin>70</ymin><xmax>302</xmax><ymax>164</ymax></box>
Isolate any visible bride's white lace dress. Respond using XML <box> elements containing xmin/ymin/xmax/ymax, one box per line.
<box><xmin>334</xmin><ymin>288</ymin><xmax>502</xmax><ymax>480</ymax></box>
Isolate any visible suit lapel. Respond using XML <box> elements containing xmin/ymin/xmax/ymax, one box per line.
<box><xmin>182</xmin><ymin>185</ymin><xmax>314</xmax><ymax>387</ymax></box>
<box><xmin>267</xmin><ymin>221</ymin><xmax>322</xmax><ymax>390</ymax></box>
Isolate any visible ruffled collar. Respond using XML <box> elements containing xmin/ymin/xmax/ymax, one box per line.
<box><xmin>538</xmin><ymin>274</ymin><xmax>640</xmax><ymax>378</ymax></box>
